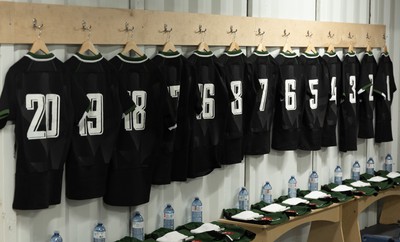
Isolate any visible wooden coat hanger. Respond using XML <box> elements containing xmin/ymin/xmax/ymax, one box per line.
<box><xmin>348</xmin><ymin>44</ymin><xmax>354</xmax><ymax>54</ymax></box>
<box><xmin>228</xmin><ymin>41</ymin><xmax>240</xmax><ymax>51</ymax></box>
<box><xmin>382</xmin><ymin>45</ymin><xmax>388</xmax><ymax>53</ymax></box>
<box><xmin>30</xmin><ymin>37</ymin><xmax>50</xmax><ymax>54</ymax></box>
<box><xmin>256</xmin><ymin>43</ymin><xmax>267</xmax><ymax>52</ymax></box>
<box><xmin>79</xmin><ymin>39</ymin><xmax>99</xmax><ymax>55</ymax></box>
<box><xmin>327</xmin><ymin>44</ymin><xmax>335</xmax><ymax>54</ymax></box>
<box><xmin>197</xmin><ymin>42</ymin><xmax>210</xmax><ymax>52</ymax></box>
<box><xmin>305</xmin><ymin>43</ymin><xmax>316</xmax><ymax>54</ymax></box>
<box><xmin>121</xmin><ymin>40</ymin><xmax>144</xmax><ymax>57</ymax></box>
<box><xmin>162</xmin><ymin>41</ymin><xmax>177</xmax><ymax>52</ymax></box>
<box><xmin>281</xmin><ymin>29</ymin><xmax>292</xmax><ymax>53</ymax></box>
<box><xmin>366</xmin><ymin>44</ymin><xmax>372</xmax><ymax>52</ymax></box>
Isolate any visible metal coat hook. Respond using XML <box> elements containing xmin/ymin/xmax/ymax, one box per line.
<box><xmin>81</xmin><ymin>20</ymin><xmax>92</xmax><ymax>32</ymax></box>
<box><xmin>195</xmin><ymin>25</ymin><xmax>207</xmax><ymax>34</ymax></box>
<box><xmin>328</xmin><ymin>31</ymin><xmax>335</xmax><ymax>39</ymax></box>
<box><xmin>383</xmin><ymin>34</ymin><xmax>387</xmax><ymax>40</ymax></box>
<box><xmin>227</xmin><ymin>25</ymin><xmax>238</xmax><ymax>34</ymax></box>
<box><xmin>159</xmin><ymin>24</ymin><xmax>172</xmax><ymax>33</ymax></box>
<box><xmin>366</xmin><ymin>33</ymin><xmax>371</xmax><ymax>39</ymax></box>
<box><xmin>282</xmin><ymin>29</ymin><xmax>290</xmax><ymax>37</ymax></box>
<box><xmin>348</xmin><ymin>32</ymin><xmax>354</xmax><ymax>39</ymax></box>
<box><xmin>32</xmin><ymin>18</ymin><xmax>44</xmax><ymax>37</ymax></box>
<box><xmin>120</xmin><ymin>22</ymin><xmax>135</xmax><ymax>39</ymax></box>
<box><xmin>306</xmin><ymin>30</ymin><xmax>313</xmax><ymax>38</ymax></box>
<box><xmin>256</xmin><ymin>28</ymin><xmax>265</xmax><ymax>36</ymax></box>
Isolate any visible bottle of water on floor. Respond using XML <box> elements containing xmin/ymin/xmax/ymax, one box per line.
<box><xmin>131</xmin><ymin>211</ymin><xmax>144</xmax><ymax>241</ymax></box>
<box><xmin>352</xmin><ymin>161</ymin><xmax>361</xmax><ymax>180</ymax></box>
<box><xmin>366</xmin><ymin>157</ymin><xmax>375</xmax><ymax>175</ymax></box>
<box><xmin>163</xmin><ymin>204</ymin><xmax>174</xmax><ymax>229</ymax></box>
<box><xmin>384</xmin><ymin>154</ymin><xmax>393</xmax><ymax>172</ymax></box>
<box><xmin>308</xmin><ymin>171</ymin><xmax>319</xmax><ymax>191</ymax></box>
<box><xmin>261</xmin><ymin>181</ymin><xmax>272</xmax><ymax>204</ymax></box>
<box><xmin>93</xmin><ymin>222</ymin><xmax>106</xmax><ymax>242</ymax></box>
<box><xmin>238</xmin><ymin>187</ymin><xmax>249</xmax><ymax>210</ymax></box>
<box><xmin>191</xmin><ymin>197</ymin><xmax>202</xmax><ymax>222</ymax></box>
<box><xmin>288</xmin><ymin>176</ymin><xmax>297</xmax><ymax>198</ymax></box>
<box><xmin>50</xmin><ymin>231</ymin><xmax>63</xmax><ymax>242</ymax></box>
<box><xmin>334</xmin><ymin>165</ymin><xmax>343</xmax><ymax>185</ymax></box>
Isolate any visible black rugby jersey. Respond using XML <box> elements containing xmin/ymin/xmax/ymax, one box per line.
<box><xmin>104</xmin><ymin>54</ymin><xmax>176</xmax><ymax>206</ymax></box>
<box><xmin>374</xmin><ymin>52</ymin><xmax>397</xmax><ymax>142</ymax></box>
<box><xmin>298</xmin><ymin>52</ymin><xmax>330</xmax><ymax>151</ymax></box>
<box><xmin>64</xmin><ymin>53</ymin><xmax>134</xmax><ymax>200</ymax></box>
<box><xmin>245</xmin><ymin>50</ymin><xmax>279</xmax><ymax>155</ymax></box>
<box><xmin>321</xmin><ymin>52</ymin><xmax>341</xmax><ymax>147</ymax></box>
<box><xmin>338</xmin><ymin>52</ymin><xmax>360</xmax><ymax>152</ymax></box>
<box><xmin>218</xmin><ymin>50</ymin><xmax>255</xmax><ymax>164</ymax></box>
<box><xmin>0</xmin><ymin>52</ymin><xmax>88</xmax><ymax>209</ymax></box>
<box><xmin>272</xmin><ymin>51</ymin><xmax>304</xmax><ymax>151</ymax></box>
<box><xmin>152</xmin><ymin>51</ymin><xmax>202</xmax><ymax>183</ymax></box>
<box><xmin>187</xmin><ymin>51</ymin><xmax>231</xmax><ymax>178</ymax></box>
<box><xmin>358</xmin><ymin>52</ymin><xmax>377</xmax><ymax>139</ymax></box>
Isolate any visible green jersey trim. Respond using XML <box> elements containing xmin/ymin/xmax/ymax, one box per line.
<box><xmin>0</xmin><ymin>109</ymin><xmax>9</xmax><ymax>119</ymax></box>
<box><xmin>117</xmin><ymin>53</ymin><xmax>148</xmax><ymax>64</ymax></box>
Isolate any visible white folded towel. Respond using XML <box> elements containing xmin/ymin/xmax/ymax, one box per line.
<box><xmin>231</xmin><ymin>211</ymin><xmax>264</xmax><ymax>220</ymax></box>
<box><xmin>350</xmin><ymin>180</ymin><xmax>371</xmax><ymax>187</ymax></box>
<box><xmin>261</xmin><ymin>203</ymin><xmax>289</xmax><ymax>213</ymax></box>
<box><xmin>331</xmin><ymin>185</ymin><xmax>355</xmax><ymax>192</ymax></box>
<box><xmin>387</xmin><ymin>172</ymin><xmax>400</xmax><ymax>179</ymax></box>
<box><xmin>281</xmin><ymin>197</ymin><xmax>309</xmax><ymax>206</ymax></box>
<box><xmin>304</xmin><ymin>191</ymin><xmax>331</xmax><ymax>199</ymax></box>
<box><xmin>190</xmin><ymin>223</ymin><xmax>221</xmax><ymax>234</ymax></box>
<box><xmin>156</xmin><ymin>231</ymin><xmax>188</xmax><ymax>242</ymax></box>
<box><xmin>367</xmin><ymin>176</ymin><xmax>388</xmax><ymax>182</ymax></box>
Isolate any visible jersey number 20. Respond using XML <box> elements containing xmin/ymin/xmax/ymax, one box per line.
<box><xmin>26</xmin><ymin>94</ymin><xmax>60</xmax><ymax>140</ymax></box>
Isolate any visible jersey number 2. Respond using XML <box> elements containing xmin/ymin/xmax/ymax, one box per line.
<box><xmin>26</xmin><ymin>94</ymin><xmax>60</xmax><ymax>140</ymax></box>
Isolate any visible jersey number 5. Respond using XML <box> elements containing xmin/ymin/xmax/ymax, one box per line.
<box><xmin>79</xmin><ymin>93</ymin><xmax>103</xmax><ymax>136</ymax></box>
<box><xmin>26</xmin><ymin>94</ymin><xmax>60</xmax><ymax>140</ymax></box>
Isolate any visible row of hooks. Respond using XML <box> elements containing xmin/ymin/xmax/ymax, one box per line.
<box><xmin>32</xmin><ymin>19</ymin><xmax>387</xmax><ymax>41</ymax></box>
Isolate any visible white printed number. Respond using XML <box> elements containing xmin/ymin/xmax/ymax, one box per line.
<box><xmin>368</xmin><ymin>74</ymin><xmax>374</xmax><ymax>101</ymax></box>
<box><xmin>349</xmin><ymin>75</ymin><xmax>356</xmax><ymax>104</ymax></box>
<box><xmin>230</xmin><ymin>80</ymin><xmax>243</xmax><ymax>115</ymax></box>
<box><xmin>309</xmin><ymin>79</ymin><xmax>319</xmax><ymax>109</ymax></box>
<box><xmin>124</xmin><ymin>90</ymin><xmax>147</xmax><ymax>131</ymax></box>
<box><xmin>259</xmin><ymin>78</ymin><xmax>268</xmax><ymax>111</ymax></box>
<box><xmin>79</xmin><ymin>93</ymin><xmax>103</xmax><ymax>136</ymax></box>
<box><xmin>329</xmin><ymin>77</ymin><xmax>337</xmax><ymax>103</ymax></box>
<box><xmin>197</xmin><ymin>83</ymin><xmax>215</xmax><ymax>120</ymax></box>
<box><xmin>285</xmin><ymin>79</ymin><xmax>296</xmax><ymax>111</ymax></box>
<box><xmin>26</xmin><ymin>94</ymin><xmax>60</xmax><ymax>140</ymax></box>
<box><xmin>386</xmin><ymin>75</ymin><xmax>391</xmax><ymax>101</ymax></box>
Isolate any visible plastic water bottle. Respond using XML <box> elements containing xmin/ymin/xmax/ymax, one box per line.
<box><xmin>131</xmin><ymin>211</ymin><xmax>144</xmax><ymax>241</ymax></box>
<box><xmin>191</xmin><ymin>197</ymin><xmax>202</xmax><ymax>222</ymax></box>
<box><xmin>261</xmin><ymin>181</ymin><xmax>273</xmax><ymax>204</ymax></box>
<box><xmin>352</xmin><ymin>161</ymin><xmax>361</xmax><ymax>181</ymax></box>
<box><xmin>238</xmin><ymin>187</ymin><xmax>249</xmax><ymax>210</ymax></box>
<box><xmin>334</xmin><ymin>165</ymin><xmax>343</xmax><ymax>185</ymax></box>
<box><xmin>288</xmin><ymin>176</ymin><xmax>297</xmax><ymax>198</ymax></box>
<box><xmin>366</xmin><ymin>157</ymin><xmax>375</xmax><ymax>175</ymax></box>
<box><xmin>50</xmin><ymin>231</ymin><xmax>63</xmax><ymax>242</ymax></box>
<box><xmin>308</xmin><ymin>171</ymin><xmax>319</xmax><ymax>191</ymax></box>
<box><xmin>93</xmin><ymin>222</ymin><xmax>106</xmax><ymax>242</ymax></box>
<box><xmin>163</xmin><ymin>204</ymin><xmax>174</xmax><ymax>229</ymax></box>
<box><xmin>384</xmin><ymin>154</ymin><xmax>393</xmax><ymax>172</ymax></box>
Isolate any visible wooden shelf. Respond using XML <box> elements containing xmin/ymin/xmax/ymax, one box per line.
<box><xmin>0</xmin><ymin>2</ymin><xmax>386</xmax><ymax>48</ymax></box>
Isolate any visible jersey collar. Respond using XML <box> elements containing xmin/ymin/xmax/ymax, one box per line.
<box><xmin>157</xmin><ymin>51</ymin><xmax>181</xmax><ymax>58</ymax></box>
<box><xmin>26</xmin><ymin>52</ymin><xmax>56</xmax><ymax>62</ymax></box>
<box><xmin>381</xmin><ymin>52</ymin><xmax>389</xmax><ymax>57</ymax></box>
<box><xmin>117</xmin><ymin>53</ymin><xmax>148</xmax><ymax>64</ymax></box>
<box><xmin>324</xmin><ymin>51</ymin><xmax>337</xmax><ymax>57</ymax></box>
<box><xmin>301</xmin><ymin>51</ymin><xmax>319</xmax><ymax>58</ymax></box>
<box><xmin>73</xmin><ymin>52</ymin><xmax>103</xmax><ymax>63</ymax></box>
<box><xmin>224</xmin><ymin>49</ymin><xmax>243</xmax><ymax>57</ymax></box>
<box><xmin>194</xmin><ymin>50</ymin><xmax>214</xmax><ymax>57</ymax></box>
<box><xmin>345</xmin><ymin>51</ymin><xmax>356</xmax><ymax>57</ymax></box>
<box><xmin>253</xmin><ymin>50</ymin><xmax>270</xmax><ymax>56</ymax></box>
<box><xmin>279</xmin><ymin>51</ymin><xmax>297</xmax><ymax>58</ymax></box>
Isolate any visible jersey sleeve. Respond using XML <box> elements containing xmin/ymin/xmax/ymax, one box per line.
<box><xmin>0</xmin><ymin>66</ymin><xmax>17</xmax><ymax>129</ymax></box>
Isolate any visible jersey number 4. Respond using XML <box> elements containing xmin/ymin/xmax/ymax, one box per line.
<box><xmin>26</xmin><ymin>94</ymin><xmax>60</xmax><ymax>140</ymax></box>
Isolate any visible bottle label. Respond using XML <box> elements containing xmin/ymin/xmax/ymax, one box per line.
<box><xmin>335</xmin><ymin>172</ymin><xmax>343</xmax><ymax>177</ymax></box>
<box><xmin>132</xmin><ymin>221</ymin><xmax>144</xmax><ymax>229</ymax></box>
<box><xmin>263</xmin><ymin>189</ymin><xmax>271</xmax><ymax>195</ymax></box>
<box><xmin>192</xmin><ymin>205</ymin><xmax>202</xmax><ymax>212</ymax></box>
<box><xmin>385</xmin><ymin>159</ymin><xmax>393</xmax><ymax>164</ymax></box>
<box><xmin>289</xmin><ymin>183</ymin><xmax>296</xmax><ymax>189</ymax></box>
<box><xmin>367</xmin><ymin>163</ymin><xmax>374</xmax><ymax>169</ymax></box>
<box><xmin>94</xmin><ymin>231</ymin><xmax>106</xmax><ymax>239</ymax></box>
<box><xmin>309</xmin><ymin>178</ymin><xmax>318</xmax><ymax>183</ymax></box>
<box><xmin>352</xmin><ymin>167</ymin><xmax>360</xmax><ymax>172</ymax></box>
<box><xmin>164</xmin><ymin>213</ymin><xmax>174</xmax><ymax>219</ymax></box>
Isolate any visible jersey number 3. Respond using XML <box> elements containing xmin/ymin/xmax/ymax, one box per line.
<box><xmin>26</xmin><ymin>94</ymin><xmax>60</xmax><ymax>140</ymax></box>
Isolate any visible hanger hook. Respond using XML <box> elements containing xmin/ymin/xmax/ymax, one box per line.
<box><xmin>227</xmin><ymin>25</ymin><xmax>238</xmax><ymax>34</ymax></box>
<box><xmin>348</xmin><ymin>32</ymin><xmax>354</xmax><ymax>39</ymax></box>
<box><xmin>306</xmin><ymin>30</ymin><xmax>313</xmax><ymax>38</ymax></box>
<box><xmin>81</xmin><ymin>20</ymin><xmax>92</xmax><ymax>40</ymax></box>
<box><xmin>383</xmin><ymin>34</ymin><xmax>387</xmax><ymax>40</ymax></box>
<box><xmin>195</xmin><ymin>25</ymin><xmax>207</xmax><ymax>34</ymax></box>
<box><xmin>366</xmin><ymin>33</ymin><xmax>371</xmax><ymax>40</ymax></box>
<box><xmin>159</xmin><ymin>24</ymin><xmax>172</xmax><ymax>33</ymax></box>
<box><xmin>32</xmin><ymin>18</ymin><xmax>44</xmax><ymax>38</ymax></box>
<box><xmin>255</xmin><ymin>28</ymin><xmax>265</xmax><ymax>36</ymax></box>
<box><xmin>282</xmin><ymin>29</ymin><xmax>290</xmax><ymax>38</ymax></box>
<box><xmin>328</xmin><ymin>31</ymin><xmax>335</xmax><ymax>39</ymax></box>
<box><xmin>120</xmin><ymin>22</ymin><xmax>135</xmax><ymax>40</ymax></box>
